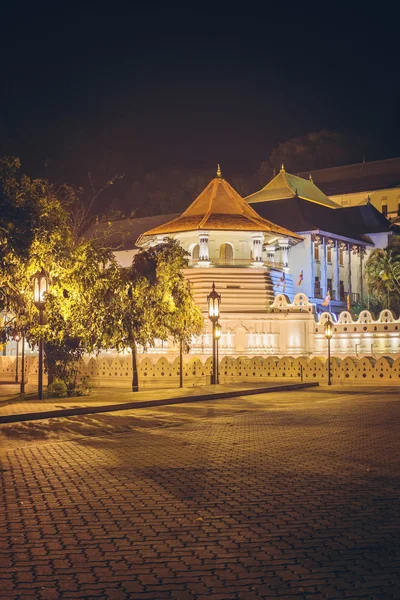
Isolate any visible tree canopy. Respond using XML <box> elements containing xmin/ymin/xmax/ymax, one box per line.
<box><xmin>1</xmin><ymin>161</ymin><xmax>203</xmax><ymax>393</ymax></box>
<box><xmin>365</xmin><ymin>236</ymin><xmax>400</xmax><ymax>316</ymax></box>
<box><xmin>106</xmin><ymin>239</ymin><xmax>203</xmax><ymax>391</ymax></box>
<box><xmin>0</xmin><ymin>157</ymin><xmax>119</xmax><ymax>383</ymax></box>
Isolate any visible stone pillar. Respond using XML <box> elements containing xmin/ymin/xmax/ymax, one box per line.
<box><xmin>252</xmin><ymin>234</ymin><xmax>264</xmax><ymax>266</ymax></box>
<box><xmin>334</xmin><ymin>240</ymin><xmax>340</xmax><ymax>301</ymax></box>
<box><xmin>264</xmin><ymin>244</ymin><xmax>276</xmax><ymax>266</ymax></box>
<box><xmin>310</xmin><ymin>236</ymin><xmax>315</xmax><ymax>298</ymax></box>
<box><xmin>347</xmin><ymin>243</ymin><xmax>352</xmax><ymax>301</ymax></box>
<box><xmin>320</xmin><ymin>237</ymin><xmax>327</xmax><ymax>298</ymax></box>
<box><xmin>360</xmin><ymin>247</ymin><xmax>365</xmax><ymax>301</ymax></box>
<box><xmin>278</xmin><ymin>238</ymin><xmax>290</xmax><ymax>271</ymax></box>
<box><xmin>198</xmin><ymin>232</ymin><xmax>210</xmax><ymax>265</ymax></box>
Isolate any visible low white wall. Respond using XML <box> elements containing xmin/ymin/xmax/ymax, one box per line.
<box><xmin>2</xmin><ymin>354</ymin><xmax>398</xmax><ymax>389</ymax></box>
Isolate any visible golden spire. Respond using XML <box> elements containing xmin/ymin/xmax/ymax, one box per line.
<box><xmin>280</xmin><ymin>163</ymin><xmax>285</xmax><ymax>172</ymax></box>
<box><xmin>309</xmin><ymin>173</ymin><xmax>313</xmax><ymax>182</ymax></box>
<box><xmin>216</xmin><ymin>164</ymin><xmax>222</xmax><ymax>178</ymax></box>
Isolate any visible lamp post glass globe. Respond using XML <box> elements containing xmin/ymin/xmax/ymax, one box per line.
<box><xmin>214</xmin><ymin>323</ymin><xmax>222</xmax><ymax>340</ymax></box>
<box><xmin>33</xmin><ymin>269</ymin><xmax>49</xmax><ymax>309</ymax></box>
<box><xmin>324</xmin><ymin>317</ymin><xmax>333</xmax><ymax>339</ymax></box>
<box><xmin>207</xmin><ymin>282</ymin><xmax>221</xmax><ymax>322</ymax></box>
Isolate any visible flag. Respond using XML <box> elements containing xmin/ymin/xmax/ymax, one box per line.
<box><xmin>297</xmin><ymin>270</ymin><xmax>303</xmax><ymax>286</ymax></box>
<box><xmin>277</xmin><ymin>271</ymin><xmax>285</xmax><ymax>290</ymax></box>
<box><xmin>346</xmin><ymin>293</ymin><xmax>351</xmax><ymax>311</ymax></box>
<box><xmin>322</xmin><ymin>289</ymin><xmax>331</xmax><ymax>307</ymax></box>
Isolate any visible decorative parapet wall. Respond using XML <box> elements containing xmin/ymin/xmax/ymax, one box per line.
<box><xmin>2</xmin><ymin>353</ymin><xmax>398</xmax><ymax>388</ymax></box>
<box><xmin>315</xmin><ymin>309</ymin><xmax>400</xmax><ymax>357</ymax></box>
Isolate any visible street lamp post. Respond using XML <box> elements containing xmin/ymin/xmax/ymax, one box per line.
<box><xmin>33</xmin><ymin>270</ymin><xmax>49</xmax><ymax>400</ymax></box>
<box><xmin>207</xmin><ymin>282</ymin><xmax>221</xmax><ymax>385</ymax></box>
<box><xmin>214</xmin><ymin>322</ymin><xmax>222</xmax><ymax>385</ymax></box>
<box><xmin>324</xmin><ymin>316</ymin><xmax>333</xmax><ymax>386</ymax></box>
<box><xmin>13</xmin><ymin>332</ymin><xmax>21</xmax><ymax>383</ymax></box>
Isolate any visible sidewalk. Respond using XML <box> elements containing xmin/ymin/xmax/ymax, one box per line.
<box><xmin>0</xmin><ymin>381</ymin><xmax>318</xmax><ymax>423</ymax></box>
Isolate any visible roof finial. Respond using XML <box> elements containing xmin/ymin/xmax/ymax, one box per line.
<box><xmin>273</xmin><ymin>167</ymin><xmax>276</xmax><ymax>178</ymax></box>
<box><xmin>309</xmin><ymin>173</ymin><xmax>313</xmax><ymax>182</ymax></box>
<box><xmin>216</xmin><ymin>164</ymin><xmax>222</xmax><ymax>178</ymax></box>
<box><xmin>280</xmin><ymin>163</ymin><xmax>285</xmax><ymax>172</ymax></box>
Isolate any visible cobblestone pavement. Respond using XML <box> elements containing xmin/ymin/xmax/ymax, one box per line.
<box><xmin>0</xmin><ymin>387</ymin><xmax>399</xmax><ymax>599</ymax></box>
<box><xmin>0</xmin><ymin>382</ymin><xmax>293</xmax><ymax>419</ymax></box>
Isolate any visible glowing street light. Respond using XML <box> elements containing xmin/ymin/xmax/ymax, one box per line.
<box><xmin>33</xmin><ymin>269</ymin><xmax>49</xmax><ymax>400</ymax></box>
<box><xmin>324</xmin><ymin>316</ymin><xmax>333</xmax><ymax>386</ymax></box>
<box><xmin>207</xmin><ymin>282</ymin><xmax>221</xmax><ymax>385</ymax></box>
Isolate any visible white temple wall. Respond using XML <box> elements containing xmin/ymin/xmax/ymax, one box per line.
<box><xmin>4</xmin><ymin>353</ymin><xmax>399</xmax><ymax>388</ymax></box>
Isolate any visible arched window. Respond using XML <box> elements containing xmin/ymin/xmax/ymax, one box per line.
<box><xmin>192</xmin><ymin>244</ymin><xmax>200</xmax><ymax>261</ymax></box>
<box><xmin>219</xmin><ymin>243</ymin><xmax>233</xmax><ymax>264</ymax></box>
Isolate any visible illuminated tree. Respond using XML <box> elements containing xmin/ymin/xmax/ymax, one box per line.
<box><xmin>109</xmin><ymin>239</ymin><xmax>203</xmax><ymax>391</ymax></box>
<box><xmin>0</xmin><ymin>157</ymin><xmax>119</xmax><ymax>385</ymax></box>
<box><xmin>365</xmin><ymin>237</ymin><xmax>400</xmax><ymax>315</ymax></box>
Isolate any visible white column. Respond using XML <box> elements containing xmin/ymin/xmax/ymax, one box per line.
<box><xmin>360</xmin><ymin>246</ymin><xmax>365</xmax><ymax>300</ymax></box>
<box><xmin>347</xmin><ymin>243</ymin><xmax>352</xmax><ymax>300</ymax></box>
<box><xmin>278</xmin><ymin>238</ymin><xmax>290</xmax><ymax>271</ymax></box>
<box><xmin>310</xmin><ymin>237</ymin><xmax>315</xmax><ymax>299</ymax></box>
<box><xmin>265</xmin><ymin>244</ymin><xmax>276</xmax><ymax>266</ymax></box>
<box><xmin>198</xmin><ymin>232</ymin><xmax>210</xmax><ymax>265</ymax></box>
<box><xmin>334</xmin><ymin>241</ymin><xmax>340</xmax><ymax>301</ymax></box>
<box><xmin>320</xmin><ymin>237</ymin><xmax>327</xmax><ymax>298</ymax></box>
<box><xmin>252</xmin><ymin>234</ymin><xmax>264</xmax><ymax>266</ymax></box>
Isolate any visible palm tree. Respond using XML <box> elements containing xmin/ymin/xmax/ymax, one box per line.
<box><xmin>365</xmin><ymin>245</ymin><xmax>400</xmax><ymax>313</ymax></box>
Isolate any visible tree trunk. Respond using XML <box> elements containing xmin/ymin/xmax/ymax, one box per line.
<box><xmin>179</xmin><ymin>339</ymin><xmax>183</xmax><ymax>388</ymax></box>
<box><xmin>131</xmin><ymin>343</ymin><xmax>139</xmax><ymax>392</ymax></box>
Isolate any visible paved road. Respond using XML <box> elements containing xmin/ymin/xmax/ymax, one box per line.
<box><xmin>0</xmin><ymin>387</ymin><xmax>399</xmax><ymax>599</ymax></box>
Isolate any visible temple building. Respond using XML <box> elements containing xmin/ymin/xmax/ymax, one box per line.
<box><xmin>246</xmin><ymin>165</ymin><xmax>393</xmax><ymax>311</ymax></box>
<box><xmin>85</xmin><ymin>164</ymin><xmax>397</xmax><ymax>358</ymax></box>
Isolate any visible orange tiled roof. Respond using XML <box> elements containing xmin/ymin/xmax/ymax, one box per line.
<box><xmin>139</xmin><ymin>173</ymin><xmax>303</xmax><ymax>241</ymax></box>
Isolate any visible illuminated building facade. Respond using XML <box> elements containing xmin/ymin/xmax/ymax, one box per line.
<box><xmin>86</xmin><ymin>165</ymin><xmax>398</xmax><ymax>358</ymax></box>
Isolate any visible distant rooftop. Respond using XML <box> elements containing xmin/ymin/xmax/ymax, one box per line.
<box><xmin>299</xmin><ymin>156</ymin><xmax>400</xmax><ymax>196</ymax></box>
<box><xmin>246</xmin><ymin>166</ymin><xmax>340</xmax><ymax>208</ymax></box>
<box><xmin>84</xmin><ymin>213</ymin><xmax>179</xmax><ymax>251</ymax></box>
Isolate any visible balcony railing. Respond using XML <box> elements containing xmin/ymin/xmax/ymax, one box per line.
<box><xmin>189</xmin><ymin>258</ymin><xmax>286</xmax><ymax>269</ymax></box>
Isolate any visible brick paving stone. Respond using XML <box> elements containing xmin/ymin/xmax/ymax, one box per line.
<box><xmin>0</xmin><ymin>387</ymin><xmax>400</xmax><ymax>599</ymax></box>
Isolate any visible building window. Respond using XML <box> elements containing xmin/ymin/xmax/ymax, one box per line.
<box><xmin>327</xmin><ymin>246</ymin><xmax>332</xmax><ymax>263</ymax></box>
<box><xmin>339</xmin><ymin>280</ymin><xmax>345</xmax><ymax>301</ymax></box>
<box><xmin>219</xmin><ymin>243</ymin><xmax>233</xmax><ymax>265</ymax></box>
<box><xmin>314</xmin><ymin>277</ymin><xmax>321</xmax><ymax>298</ymax></box>
<box><xmin>382</xmin><ymin>203</ymin><xmax>388</xmax><ymax>216</ymax></box>
<box><xmin>339</xmin><ymin>247</ymin><xmax>344</xmax><ymax>266</ymax></box>
<box><xmin>327</xmin><ymin>278</ymin><xmax>332</xmax><ymax>294</ymax></box>
<box><xmin>192</xmin><ymin>244</ymin><xmax>200</xmax><ymax>261</ymax></box>
<box><xmin>314</xmin><ymin>243</ymin><xmax>319</xmax><ymax>261</ymax></box>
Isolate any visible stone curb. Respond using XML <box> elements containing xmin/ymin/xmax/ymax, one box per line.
<box><xmin>0</xmin><ymin>382</ymin><xmax>319</xmax><ymax>424</ymax></box>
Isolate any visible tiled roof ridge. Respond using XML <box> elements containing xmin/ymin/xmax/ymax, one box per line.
<box><xmin>302</xmin><ymin>155</ymin><xmax>400</xmax><ymax>177</ymax></box>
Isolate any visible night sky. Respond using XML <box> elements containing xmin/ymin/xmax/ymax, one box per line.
<box><xmin>1</xmin><ymin>4</ymin><xmax>399</xmax><ymax>187</ymax></box>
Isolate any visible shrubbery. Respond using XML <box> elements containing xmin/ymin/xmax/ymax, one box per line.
<box><xmin>46</xmin><ymin>376</ymin><xmax>92</xmax><ymax>398</ymax></box>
